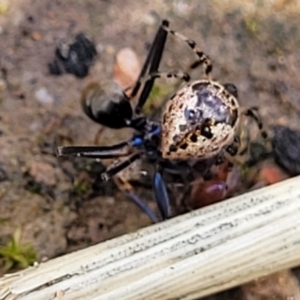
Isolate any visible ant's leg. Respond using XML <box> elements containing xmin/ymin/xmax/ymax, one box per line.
<box><xmin>101</xmin><ymin>152</ymin><xmax>142</xmax><ymax>181</ymax></box>
<box><xmin>57</xmin><ymin>143</ymin><xmax>131</xmax><ymax>159</ymax></box>
<box><xmin>153</xmin><ymin>172</ymin><xmax>172</xmax><ymax>220</ymax></box>
<box><xmin>131</xmin><ymin>20</ymin><xmax>169</xmax><ymax>114</ymax></box>
<box><xmin>57</xmin><ymin>134</ymin><xmax>146</xmax><ymax>159</ymax></box>
<box><xmin>162</xmin><ymin>24</ymin><xmax>213</xmax><ymax>78</ymax></box>
<box><xmin>114</xmin><ymin>177</ymin><xmax>160</xmax><ymax>223</ymax></box>
<box><xmin>59</xmin><ymin>146</ymin><xmax>142</xmax><ymax>182</ymax></box>
<box><xmin>57</xmin><ymin>134</ymin><xmax>146</xmax><ymax>158</ymax></box>
<box><xmin>130</xmin><ymin>20</ymin><xmax>169</xmax><ymax>97</ymax></box>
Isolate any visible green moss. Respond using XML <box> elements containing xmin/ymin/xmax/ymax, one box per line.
<box><xmin>142</xmin><ymin>84</ymin><xmax>173</xmax><ymax>115</ymax></box>
<box><xmin>244</xmin><ymin>17</ymin><xmax>260</xmax><ymax>36</ymax></box>
<box><xmin>73</xmin><ymin>180</ymin><xmax>89</xmax><ymax>196</ymax></box>
<box><xmin>0</xmin><ymin>229</ymin><xmax>37</xmax><ymax>273</ymax></box>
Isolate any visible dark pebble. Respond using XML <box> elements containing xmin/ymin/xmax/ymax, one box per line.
<box><xmin>272</xmin><ymin>125</ymin><xmax>300</xmax><ymax>176</ymax></box>
<box><xmin>49</xmin><ymin>33</ymin><xmax>97</xmax><ymax>78</ymax></box>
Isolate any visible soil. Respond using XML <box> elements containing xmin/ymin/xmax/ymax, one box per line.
<box><xmin>1</xmin><ymin>0</ymin><xmax>300</xmax><ymax>299</ymax></box>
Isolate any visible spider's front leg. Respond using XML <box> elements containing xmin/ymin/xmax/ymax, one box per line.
<box><xmin>161</xmin><ymin>24</ymin><xmax>213</xmax><ymax>78</ymax></box>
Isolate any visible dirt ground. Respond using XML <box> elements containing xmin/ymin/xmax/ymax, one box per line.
<box><xmin>1</xmin><ymin>0</ymin><xmax>300</xmax><ymax>299</ymax></box>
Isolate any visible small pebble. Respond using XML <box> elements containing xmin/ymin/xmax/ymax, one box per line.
<box><xmin>31</xmin><ymin>31</ymin><xmax>41</xmax><ymax>41</ymax></box>
<box><xmin>258</xmin><ymin>163</ymin><xmax>288</xmax><ymax>185</ymax></box>
<box><xmin>113</xmin><ymin>47</ymin><xmax>140</xmax><ymax>89</ymax></box>
<box><xmin>35</xmin><ymin>88</ymin><xmax>54</xmax><ymax>105</ymax></box>
<box><xmin>49</xmin><ymin>33</ymin><xmax>97</xmax><ymax>78</ymax></box>
<box><xmin>29</xmin><ymin>161</ymin><xmax>57</xmax><ymax>186</ymax></box>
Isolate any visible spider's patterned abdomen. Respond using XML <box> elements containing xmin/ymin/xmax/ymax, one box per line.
<box><xmin>161</xmin><ymin>80</ymin><xmax>239</xmax><ymax>160</ymax></box>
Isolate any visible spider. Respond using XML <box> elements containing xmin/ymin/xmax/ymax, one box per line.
<box><xmin>57</xmin><ymin>20</ymin><xmax>266</xmax><ymax>223</ymax></box>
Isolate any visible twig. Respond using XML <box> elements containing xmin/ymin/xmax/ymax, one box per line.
<box><xmin>1</xmin><ymin>176</ymin><xmax>300</xmax><ymax>300</ymax></box>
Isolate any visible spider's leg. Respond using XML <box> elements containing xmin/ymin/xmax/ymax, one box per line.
<box><xmin>139</xmin><ymin>71</ymin><xmax>191</xmax><ymax>84</ymax></box>
<box><xmin>153</xmin><ymin>172</ymin><xmax>172</xmax><ymax>220</ymax></box>
<box><xmin>114</xmin><ymin>177</ymin><xmax>160</xmax><ymax>223</ymax></box>
<box><xmin>126</xmin><ymin>72</ymin><xmax>191</xmax><ymax>117</ymax></box>
<box><xmin>225</xmin><ymin>135</ymin><xmax>240</xmax><ymax>157</ymax></box>
<box><xmin>243</xmin><ymin>107</ymin><xmax>268</xmax><ymax>139</ymax></box>
<box><xmin>131</xmin><ymin>20</ymin><xmax>169</xmax><ymax>114</ymax></box>
<box><xmin>101</xmin><ymin>152</ymin><xmax>142</xmax><ymax>182</ymax></box>
<box><xmin>162</xmin><ymin>24</ymin><xmax>213</xmax><ymax>78</ymax></box>
<box><xmin>236</xmin><ymin>107</ymin><xmax>268</xmax><ymax>156</ymax></box>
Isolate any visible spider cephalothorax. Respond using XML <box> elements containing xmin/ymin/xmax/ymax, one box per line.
<box><xmin>162</xmin><ymin>80</ymin><xmax>239</xmax><ymax>159</ymax></box>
